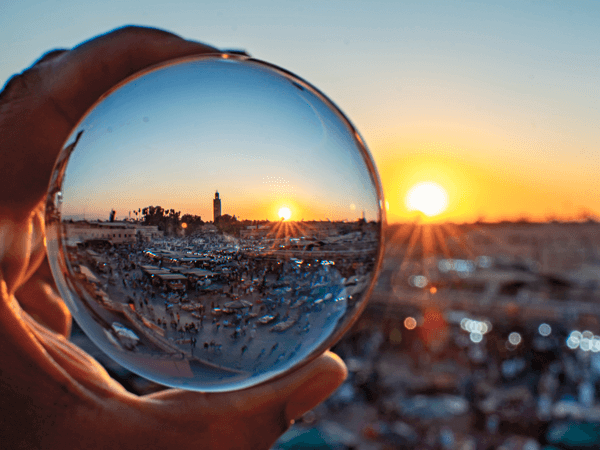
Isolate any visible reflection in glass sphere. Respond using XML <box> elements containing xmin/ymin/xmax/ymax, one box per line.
<box><xmin>45</xmin><ymin>54</ymin><xmax>384</xmax><ymax>392</ymax></box>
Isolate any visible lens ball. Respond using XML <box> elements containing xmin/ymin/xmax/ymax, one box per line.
<box><xmin>45</xmin><ymin>54</ymin><xmax>384</xmax><ymax>392</ymax></box>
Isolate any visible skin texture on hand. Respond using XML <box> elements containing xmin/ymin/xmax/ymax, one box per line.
<box><xmin>0</xmin><ymin>26</ymin><xmax>347</xmax><ymax>450</ymax></box>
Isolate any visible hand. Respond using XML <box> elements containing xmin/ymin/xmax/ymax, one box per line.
<box><xmin>0</xmin><ymin>26</ymin><xmax>347</xmax><ymax>449</ymax></box>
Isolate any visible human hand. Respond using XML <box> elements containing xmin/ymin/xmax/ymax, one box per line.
<box><xmin>0</xmin><ymin>26</ymin><xmax>347</xmax><ymax>449</ymax></box>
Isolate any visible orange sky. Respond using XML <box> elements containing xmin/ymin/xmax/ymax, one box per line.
<box><xmin>374</xmin><ymin>132</ymin><xmax>600</xmax><ymax>224</ymax></box>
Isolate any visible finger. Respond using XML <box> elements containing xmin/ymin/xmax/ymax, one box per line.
<box><xmin>32</xmin><ymin>49</ymin><xmax>69</xmax><ymax>66</ymax></box>
<box><xmin>0</xmin><ymin>26</ymin><xmax>218</xmax><ymax>221</ymax></box>
<box><xmin>19</xmin><ymin>203</ymin><xmax>47</xmax><ymax>285</ymax></box>
<box><xmin>22</xmin><ymin>311</ymin><xmax>128</xmax><ymax>397</ymax></box>
<box><xmin>15</xmin><ymin>256</ymin><xmax>71</xmax><ymax>336</ymax></box>
<box><xmin>12</xmin><ymin>205</ymin><xmax>70</xmax><ymax>333</ymax></box>
<box><xmin>0</xmin><ymin>201</ymin><xmax>48</xmax><ymax>296</ymax></box>
<box><xmin>140</xmin><ymin>351</ymin><xmax>347</xmax><ymax>450</ymax></box>
<box><xmin>0</xmin><ymin>215</ymin><xmax>33</xmax><ymax>295</ymax></box>
<box><xmin>283</xmin><ymin>352</ymin><xmax>348</xmax><ymax>422</ymax></box>
<box><xmin>50</xmin><ymin>26</ymin><xmax>218</xmax><ymax>125</ymax></box>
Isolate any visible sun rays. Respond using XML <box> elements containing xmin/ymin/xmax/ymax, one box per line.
<box><xmin>253</xmin><ymin>218</ymin><xmax>324</xmax><ymax>254</ymax></box>
<box><xmin>385</xmin><ymin>219</ymin><xmax>512</xmax><ymax>308</ymax></box>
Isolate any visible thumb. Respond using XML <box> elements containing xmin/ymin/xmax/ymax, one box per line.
<box><xmin>140</xmin><ymin>351</ymin><xmax>347</xmax><ymax>450</ymax></box>
<box><xmin>283</xmin><ymin>351</ymin><xmax>348</xmax><ymax>422</ymax></box>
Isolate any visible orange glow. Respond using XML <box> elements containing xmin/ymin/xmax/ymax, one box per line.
<box><xmin>430</xmin><ymin>286</ymin><xmax>437</xmax><ymax>294</ymax></box>
<box><xmin>375</xmin><ymin>137</ymin><xmax>600</xmax><ymax>223</ymax></box>
<box><xmin>418</xmin><ymin>307</ymin><xmax>449</xmax><ymax>352</ymax></box>
<box><xmin>381</xmin><ymin>151</ymin><xmax>471</xmax><ymax>223</ymax></box>
<box><xmin>181</xmin><ymin>222</ymin><xmax>188</xmax><ymax>229</ymax></box>
<box><xmin>404</xmin><ymin>317</ymin><xmax>417</xmax><ymax>330</ymax></box>
<box><xmin>406</xmin><ymin>182</ymin><xmax>448</xmax><ymax>217</ymax></box>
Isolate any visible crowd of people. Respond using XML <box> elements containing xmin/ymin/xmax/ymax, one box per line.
<box><xmin>67</xmin><ymin>228</ymin><xmax>378</xmax><ymax>384</ymax></box>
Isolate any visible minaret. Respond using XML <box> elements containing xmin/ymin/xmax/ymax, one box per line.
<box><xmin>213</xmin><ymin>191</ymin><xmax>221</xmax><ymax>222</ymax></box>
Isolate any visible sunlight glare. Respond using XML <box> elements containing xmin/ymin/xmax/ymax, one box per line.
<box><xmin>405</xmin><ymin>182</ymin><xmax>449</xmax><ymax>217</ymax></box>
<box><xmin>278</xmin><ymin>206</ymin><xmax>292</xmax><ymax>221</ymax></box>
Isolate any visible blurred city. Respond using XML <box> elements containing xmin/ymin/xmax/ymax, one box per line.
<box><xmin>67</xmin><ymin>215</ymin><xmax>600</xmax><ymax>449</ymax></box>
<box><xmin>273</xmin><ymin>220</ymin><xmax>600</xmax><ymax>450</ymax></box>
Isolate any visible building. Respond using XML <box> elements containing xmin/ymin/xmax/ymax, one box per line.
<box><xmin>213</xmin><ymin>191</ymin><xmax>221</xmax><ymax>222</ymax></box>
<box><xmin>63</xmin><ymin>220</ymin><xmax>164</xmax><ymax>246</ymax></box>
<box><xmin>64</xmin><ymin>221</ymin><xmax>137</xmax><ymax>246</ymax></box>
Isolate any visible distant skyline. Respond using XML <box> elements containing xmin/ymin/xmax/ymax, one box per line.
<box><xmin>3</xmin><ymin>1</ymin><xmax>599</xmax><ymax>223</ymax></box>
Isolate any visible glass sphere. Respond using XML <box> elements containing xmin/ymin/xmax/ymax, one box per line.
<box><xmin>45</xmin><ymin>54</ymin><xmax>384</xmax><ymax>392</ymax></box>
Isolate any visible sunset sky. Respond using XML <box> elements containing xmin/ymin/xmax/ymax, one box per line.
<box><xmin>2</xmin><ymin>1</ymin><xmax>598</xmax><ymax>223</ymax></box>
<box><xmin>58</xmin><ymin>57</ymin><xmax>380</xmax><ymax>222</ymax></box>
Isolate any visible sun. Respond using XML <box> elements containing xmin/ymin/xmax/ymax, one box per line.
<box><xmin>278</xmin><ymin>206</ymin><xmax>292</xmax><ymax>221</ymax></box>
<box><xmin>405</xmin><ymin>182</ymin><xmax>449</xmax><ymax>217</ymax></box>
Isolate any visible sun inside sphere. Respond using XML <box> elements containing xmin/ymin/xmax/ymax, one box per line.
<box><xmin>405</xmin><ymin>182</ymin><xmax>449</xmax><ymax>217</ymax></box>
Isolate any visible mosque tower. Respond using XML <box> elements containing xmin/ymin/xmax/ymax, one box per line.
<box><xmin>213</xmin><ymin>191</ymin><xmax>221</xmax><ymax>222</ymax></box>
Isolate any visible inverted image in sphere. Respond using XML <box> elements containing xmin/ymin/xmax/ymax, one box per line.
<box><xmin>46</xmin><ymin>54</ymin><xmax>384</xmax><ymax>392</ymax></box>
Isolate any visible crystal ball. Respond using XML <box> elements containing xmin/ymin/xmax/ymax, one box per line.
<box><xmin>45</xmin><ymin>54</ymin><xmax>384</xmax><ymax>392</ymax></box>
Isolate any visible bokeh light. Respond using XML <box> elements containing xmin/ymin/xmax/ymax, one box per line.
<box><xmin>404</xmin><ymin>317</ymin><xmax>417</xmax><ymax>330</ymax></box>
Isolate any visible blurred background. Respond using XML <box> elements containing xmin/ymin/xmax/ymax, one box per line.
<box><xmin>3</xmin><ymin>1</ymin><xmax>600</xmax><ymax>448</ymax></box>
